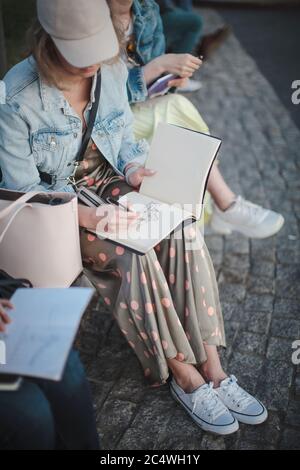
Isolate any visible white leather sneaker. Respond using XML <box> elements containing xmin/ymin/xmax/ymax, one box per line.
<box><xmin>178</xmin><ymin>78</ymin><xmax>202</xmax><ymax>93</ymax></box>
<box><xmin>210</xmin><ymin>195</ymin><xmax>284</xmax><ymax>238</ymax></box>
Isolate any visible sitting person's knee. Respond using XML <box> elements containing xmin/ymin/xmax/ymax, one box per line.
<box><xmin>0</xmin><ymin>381</ymin><xmax>55</xmax><ymax>450</ymax></box>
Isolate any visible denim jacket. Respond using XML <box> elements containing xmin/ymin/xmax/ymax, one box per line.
<box><xmin>0</xmin><ymin>57</ymin><xmax>149</xmax><ymax>193</ymax></box>
<box><xmin>127</xmin><ymin>0</ymin><xmax>166</xmax><ymax>103</ymax></box>
<box><xmin>0</xmin><ymin>81</ymin><xmax>5</xmax><ymax>104</ymax></box>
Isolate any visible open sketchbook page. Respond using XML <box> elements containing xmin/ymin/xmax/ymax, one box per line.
<box><xmin>140</xmin><ymin>123</ymin><xmax>221</xmax><ymax>219</ymax></box>
<box><xmin>0</xmin><ymin>288</ymin><xmax>93</xmax><ymax>381</ymax></box>
<box><xmin>94</xmin><ymin>191</ymin><xmax>192</xmax><ymax>254</ymax></box>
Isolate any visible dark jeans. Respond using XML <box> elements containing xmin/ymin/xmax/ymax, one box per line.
<box><xmin>0</xmin><ymin>350</ymin><xmax>99</xmax><ymax>450</ymax></box>
<box><xmin>161</xmin><ymin>8</ymin><xmax>203</xmax><ymax>54</ymax></box>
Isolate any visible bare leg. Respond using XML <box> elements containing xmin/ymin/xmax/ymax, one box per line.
<box><xmin>207</xmin><ymin>163</ymin><xmax>236</xmax><ymax>211</ymax></box>
<box><xmin>167</xmin><ymin>358</ymin><xmax>205</xmax><ymax>393</ymax></box>
<box><xmin>199</xmin><ymin>344</ymin><xmax>227</xmax><ymax>387</ymax></box>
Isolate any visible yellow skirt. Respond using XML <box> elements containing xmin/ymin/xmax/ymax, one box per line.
<box><xmin>132</xmin><ymin>93</ymin><xmax>213</xmax><ymax>224</ymax></box>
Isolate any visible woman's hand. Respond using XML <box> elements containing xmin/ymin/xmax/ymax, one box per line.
<box><xmin>0</xmin><ymin>299</ymin><xmax>13</xmax><ymax>333</ymax></box>
<box><xmin>126</xmin><ymin>166</ymin><xmax>156</xmax><ymax>188</ymax></box>
<box><xmin>162</xmin><ymin>53</ymin><xmax>202</xmax><ymax>77</ymax></box>
<box><xmin>78</xmin><ymin>204</ymin><xmax>139</xmax><ymax>235</ymax></box>
<box><xmin>144</xmin><ymin>53</ymin><xmax>202</xmax><ymax>85</ymax></box>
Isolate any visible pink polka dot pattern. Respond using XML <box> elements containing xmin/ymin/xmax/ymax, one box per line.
<box><xmin>185</xmin><ymin>253</ymin><xmax>189</xmax><ymax>263</ymax></box>
<box><xmin>104</xmin><ymin>297</ymin><xmax>111</xmax><ymax>305</ymax></box>
<box><xmin>208</xmin><ymin>306</ymin><xmax>215</xmax><ymax>316</ymax></box>
<box><xmin>144</xmin><ymin>368</ymin><xmax>151</xmax><ymax>377</ymax></box>
<box><xmin>129</xmin><ymin>318</ymin><xmax>134</xmax><ymax>325</ymax></box>
<box><xmin>154</xmin><ymin>260</ymin><xmax>161</xmax><ymax>271</ymax></box>
<box><xmin>144</xmin><ymin>350</ymin><xmax>150</xmax><ymax>359</ymax></box>
<box><xmin>201</xmin><ymin>286</ymin><xmax>206</xmax><ymax>294</ymax></box>
<box><xmin>186</xmin><ymin>331</ymin><xmax>191</xmax><ymax>341</ymax></box>
<box><xmin>188</xmin><ymin>227</ymin><xmax>196</xmax><ymax>239</ymax></box>
<box><xmin>97</xmin><ymin>283</ymin><xmax>107</xmax><ymax>289</ymax></box>
<box><xmin>140</xmin><ymin>272</ymin><xmax>147</xmax><ymax>284</ymax></box>
<box><xmin>152</xmin><ymin>280</ymin><xmax>157</xmax><ymax>290</ymax></box>
<box><xmin>116</xmin><ymin>246</ymin><xmax>125</xmax><ymax>256</ymax></box>
<box><xmin>140</xmin><ymin>332</ymin><xmax>148</xmax><ymax>340</ymax></box>
<box><xmin>155</xmin><ymin>244</ymin><xmax>161</xmax><ymax>252</ymax></box>
<box><xmin>169</xmin><ymin>247</ymin><xmax>176</xmax><ymax>258</ymax></box>
<box><xmin>151</xmin><ymin>331</ymin><xmax>159</xmax><ymax>341</ymax></box>
<box><xmin>195</xmin><ymin>265</ymin><xmax>199</xmax><ymax>273</ymax></box>
<box><xmin>162</xmin><ymin>340</ymin><xmax>168</xmax><ymax>350</ymax></box>
<box><xmin>87</xmin><ymin>234</ymin><xmax>96</xmax><ymax>242</ymax></box>
<box><xmin>129</xmin><ymin>341</ymin><xmax>135</xmax><ymax>349</ymax></box>
<box><xmin>120</xmin><ymin>302</ymin><xmax>127</xmax><ymax>309</ymax></box>
<box><xmin>135</xmin><ymin>314</ymin><xmax>143</xmax><ymax>321</ymax></box>
<box><xmin>99</xmin><ymin>252</ymin><xmax>107</xmax><ymax>262</ymax></box>
<box><xmin>203</xmin><ymin>299</ymin><xmax>207</xmax><ymax>308</ymax></box>
<box><xmin>211</xmin><ymin>327</ymin><xmax>219</xmax><ymax>337</ymax></box>
<box><xmin>169</xmin><ymin>273</ymin><xmax>175</xmax><ymax>284</ymax></box>
<box><xmin>111</xmin><ymin>187</ymin><xmax>121</xmax><ymax>197</ymax></box>
<box><xmin>161</xmin><ymin>297</ymin><xmax>171</xmax><ymax>308</ymax></box>
<box><xmin>185</xmin><ymin>307</ymin><xmax>189</xmax><ymax>317</ymax></box>
<box><xmin>130</xmin><ymin>300</ymin><xmax>139</xmax><ymax>311</ymax></box>
<box><xmin>145</xmin><ymin>303</ymin><xmax>154</xmax><ymax>314</ymax></box>
<box><xmin>121</xmin><ymin>329</ymin><xmax>128</xmax><ymax>336</ymax></box>
<box><xmin>185</xmin><ymin>280</ymin><xmax>190</xmax><ymax>290</ymax></box>
<box><xmin>126</xmin><ymin>271</ymin><xmax>131</xmax><ymax>283</ymax></box>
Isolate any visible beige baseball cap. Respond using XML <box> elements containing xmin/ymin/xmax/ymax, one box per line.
<box><xmin>37</xmin><ymin>0</ymin><xmax>119</xmax><ymax>68</ymax></box>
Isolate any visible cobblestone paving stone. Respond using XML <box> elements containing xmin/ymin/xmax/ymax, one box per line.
<box><xmin>76</xmin><ymin>8</ymin><xmax>300</xmax><ymax>450</ymax></box>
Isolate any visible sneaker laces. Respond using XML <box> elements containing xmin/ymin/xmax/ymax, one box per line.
<box><xmin>221</xmin><ymin>375</ymin><xmax>253</xmax><ymax>409</ymax></box>
<box><xmin>234</xmin><ymin>197</ymin><xmax>268</xmax><ymax>224</ymax></box>
<box><xmin>191</xmin><ymin>382</ymin><xmax>227</xmax><ymax>420</ymax></box>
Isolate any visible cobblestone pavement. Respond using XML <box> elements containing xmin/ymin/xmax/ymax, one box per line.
<box><xmin>77</xmin><ymin>8</ymin><xmax>300</xmax><ymax>450</ymax></box>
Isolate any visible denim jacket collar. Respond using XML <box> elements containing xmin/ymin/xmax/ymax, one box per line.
<box><xmin>39</xmin><ymin>67</ymin><xmax>98</xmax><ymax>114</ymax></box>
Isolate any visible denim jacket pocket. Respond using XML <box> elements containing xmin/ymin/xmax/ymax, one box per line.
<box><xmin>95</xmin><ymin>110</ymin><xmax>125</xmax><ymax>134</ymax></box>
<box><xmin>94</xmin><ymin>110</ymin><xmax>125</xmax><ymax>156</ymax></box>
<box><xmin>31</xmin><ymin>128</ymin><xmax>73</xmax><ymax>174</ymax></box>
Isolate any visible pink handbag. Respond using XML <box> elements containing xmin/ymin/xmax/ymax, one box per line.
<box><xmin>0</xmin><ymin>189</ymin><xmax>83</xmax><ymax>287</ymax></box>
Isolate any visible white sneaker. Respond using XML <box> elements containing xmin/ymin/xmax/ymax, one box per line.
<box><xmin>170</xmin><ymin>378</ymin><xmax>239</xmax><ymax>435</ymax></box>
<box><xmin>178</xmin><ymin>78</ymin><xmax>202</xmax><ymax>93</ymax></box>
<box><xmin>216</xmin><ymin>375</ymin><xmax>268</xmax><ymax>425</ymax></box>
<box><xmin>210</xmin><ymin>195</ymin><xmax>284</xmax><ymax>238</ymax></box>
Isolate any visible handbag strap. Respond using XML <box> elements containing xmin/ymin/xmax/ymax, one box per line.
<box><xmin>0</xmin><ymin>191</ymin><xmax>38</xmax><ymax>220</ymax></box>
<box><xmin>39</xmin><ymin>71</ymin><xmax>102</xmax><ymax>184</ymax></box>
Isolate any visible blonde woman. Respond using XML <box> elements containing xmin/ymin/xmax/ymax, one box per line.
<box><xmin>0</xmin><ymin>0</ymin><xmax>267</xmax><ymax>435</ymax></box>
<box><xmin>109</xmin><ymin>0</ymin><xmax>284</xmax><ymax>239</ymax></box>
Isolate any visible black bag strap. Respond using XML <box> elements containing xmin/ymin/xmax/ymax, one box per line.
<box><xmin>0</xmin><ymin>270</ymin><xmax>32</xmax><ymax>299</ymax></box>
<box><xmin>75</xmin><ymin>71</ymin><xmax>102</xmax><ymax>163</ymax></box>
<box><xmin>39</xmin><ymin>72</ymin><xmax>102</xmax><ymax>185</ymax></box>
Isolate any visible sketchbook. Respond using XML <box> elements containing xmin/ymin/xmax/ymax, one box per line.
<box><xmin>0</xmin><ymin>288</ymin><xmax>94</xmax><ymax>381</ymax></box>
<box><xmin>92</xmin><ymin>122</ymin><xmax>221</xmax><ymax>254</ymax></box>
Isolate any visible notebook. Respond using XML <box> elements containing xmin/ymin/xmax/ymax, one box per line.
<box><xmin>147</xmin><ymin>74</ymin><xmax>177</xmax><ymax>98</ymax></box>
<box><xmin>0</xmin><ymin>288</ymin><xmax>94</xmax><ymax>381</ymax></box>
<box><xmin>92</xmin><ymin>123</ymin><xmax>221</xmax><ymax>254</ymax></box>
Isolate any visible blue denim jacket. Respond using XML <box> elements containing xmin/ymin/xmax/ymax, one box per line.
<box><xmin>0</xmin><ymin>81</ymin><xmax>5</xmax><ymax>104</ymax></box>
<box><xmin>127</xmin><ymin>0</ymin><xmax>166</xmax><ymax>103</ymax></box>
<box><xmin>0</xmin><ymin>57</ymin><xmax>149</xmax><ymax>193</ymax></box>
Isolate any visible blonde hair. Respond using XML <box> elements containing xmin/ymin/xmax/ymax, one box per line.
<box><xmin>26</xmin><ymin>19</ymin><xmax>122</xmax><ymax>90</ymax></box>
